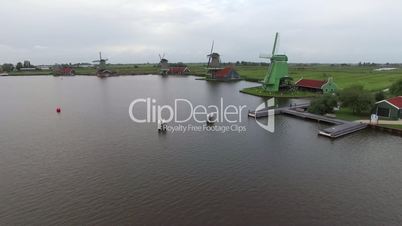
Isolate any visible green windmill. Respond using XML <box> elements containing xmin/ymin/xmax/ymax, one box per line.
<box><xmin>261</xmin><ymin>32</ymin><xmax>291</xmax><ymax>92</ymax></box>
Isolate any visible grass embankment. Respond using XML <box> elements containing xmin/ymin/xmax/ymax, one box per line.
<box><xmin>74</xmin><ymin>64</ymin><xmax>160</xmax><ymax>75</ymax></box>
<box><xmin>7</xmin><ymin>63</ymin><xmax>401</xmax><ymax>94</ymax></box>
<box><xmin>240</xmin><ymin>86</ymin><xmax>320</xmax><ymax>98</ymax></box>
<box><xmin>6</xmin><ymin>64</ymin><xmax>402</xmax><ymax>92</ymax></box>
<box><xmin>380</xmin><ymin>124</ymin><xmax>402</xmax><ymax>130</ymax></box>
<box><xmin>8</xmin><ymin>70</ymin><xmax>53</xmax><ymax>76</ymax></box>
<box><xmin>334</xmin><ymin>108</ymin><xmax>370</xmax><ymax>121</ymax></box>
<box><xmin>6</xmin><ymin>63</ymin><xmax>208</xmax><ymax>76</ymax></box>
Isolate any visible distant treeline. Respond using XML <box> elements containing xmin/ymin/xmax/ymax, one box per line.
<box><xmin>3</xmin><ymin>61</ymin><xmax>402</xmax><ymax>73</ymax></box>
<box><xmin>234</xmin><ymin>61</ymin><xmax>269</xmax><ymax>66</ymax></box>
<box><xmin>357</xmin><ymin>62</ymin><xmax>402</xmax><ymax>67</ymax></box>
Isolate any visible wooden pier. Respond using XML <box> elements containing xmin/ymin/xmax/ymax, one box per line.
<box><xmin>248</xmin><ymin>103</ymin><xmax>310</xmax><ymax>118</ymax></box>
<box><xmin>248</xmin><ymin>103</ymin><xmax>367</xmax><ymax>139</ymax></box>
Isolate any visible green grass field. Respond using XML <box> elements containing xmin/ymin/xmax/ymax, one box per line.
<box><xmin>73</xmin><ymin>64</ymin><xmax>160</xmax><ymax>75</ymax></box>
<box><xmin>6</xmin><ymin>64</ymin><xmax>402</xmax><ymax>92</ymax></box>
<box><xmin>8</xmin><ymin>70</ymin><xmax>53</xmax><ymax>76</ymax></box>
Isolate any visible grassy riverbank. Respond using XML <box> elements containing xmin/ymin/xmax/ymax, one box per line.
<box><xmin>334</xmin><ymin>108</ymin><xmax>370</xmax><ymax>121</ymax></box>
<box><xmin>240</xmin><ymin>86</ymin><xmax>320</xmax><ymax>98</ymax></box>
<box><xmin>380</xmin><ymin>124</ymin><xmax>402</xmax><ymax>130</ymax></box>
<box><xmin>4</xmin><ymin>64</ymin><xmax>402</xmax><ymax>93</ymax></box>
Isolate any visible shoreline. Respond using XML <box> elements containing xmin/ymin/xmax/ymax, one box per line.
<box><xmin>240</xmin><ymin>86</ymin><xmax>321</xmax><ymax>98</ymax></box>
<box><xmin>2</xmin><ymin>64</ymin><xmax>401</xmax><ymax>91</ymax></box>
<box><xmin>1</xmin><ymin>73</ymin><xmax>206</xmax><ymax>77</ymax></box>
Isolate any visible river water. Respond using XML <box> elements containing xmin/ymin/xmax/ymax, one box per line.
<box><xmin>0</xmin><ymin>75</ymin><xmax>401</xmax><ymax>225</ymax></box>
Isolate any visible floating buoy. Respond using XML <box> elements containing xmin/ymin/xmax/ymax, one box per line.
<box><xmin>56</xmin><ymin>107</ymin><xmax>61</xmax><ymax>113</ymax></box>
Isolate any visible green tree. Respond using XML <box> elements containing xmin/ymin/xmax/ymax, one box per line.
<box><xmin>16</xmin><ymin>62</ymin><xmax>23</xmax><ymax>71</ymax></box>
<box><xmin>1</xmin><ymin>63</ymin><xmax>14</xmax><ymax>72</ymax></box>
<box><xmin>339</xmin><ymin>85</ymin><xmax>374</xmax><ymax>114</ymax></box>
<box><xmin>374</xmin><ymin>91</ymin><xmax>386</xmax><ymax>102</ymax></box>
<box><xmin>308</xmin><ymin>94</ymin><xmax>338</xmax><ymax>115</ymax></box>
<box><xmin>390</xmin><ymin>79</ymin><xmax>402</xmax><ymax>96</ymax></box>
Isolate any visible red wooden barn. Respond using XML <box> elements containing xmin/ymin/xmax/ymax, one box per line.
<box><xmin>168</xmin><ymin>67</ymin><xmax>190</xmax><ymax>75</ymax></box>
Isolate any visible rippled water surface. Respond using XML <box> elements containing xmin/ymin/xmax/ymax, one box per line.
<box><xmin>0</xmin><ymin>75</ymin><xmax>401</xmax><ymax>225</ymax></box>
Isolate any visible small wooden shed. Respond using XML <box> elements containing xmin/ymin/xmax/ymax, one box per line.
<box><xmin>373</xmin><ymin>96</ymin><xmax>402</xmax><ymax>120</ymax></box>
<box><xmin>295</xmin><ymin>77</ymin><xmax>337</xmax><ymax>94</ymax></box>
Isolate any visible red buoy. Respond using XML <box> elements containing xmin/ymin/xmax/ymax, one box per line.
<box><xmin>56</xmin><ymin>107</ymin><xmax>61</xmax><ymax>113</ymax></box>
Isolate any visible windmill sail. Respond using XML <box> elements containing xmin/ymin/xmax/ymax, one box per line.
<box><xmin>207</xmin><ymin>41</ymin><xmax>214</xmax><ymax>67</ymax></box>
<box><xmin>272</xmin><ymin>32</ymin><xmax>279</xmax><ymax>56</ymax></box>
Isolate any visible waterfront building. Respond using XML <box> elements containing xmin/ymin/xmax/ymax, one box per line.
<box><xmin>373</xmin><ymin>96</ymin><xmax>402</xmax><ymax>120</ymax></box>
<box><xmin>295</xmin><ymin>78</ymin><xmax>337</xmax><ymax>94</ymax></box>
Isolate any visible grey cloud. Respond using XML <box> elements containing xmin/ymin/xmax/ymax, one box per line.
<box><xmin>0</xmin><ymin>0</ymin><xmax>401</xmax><ymax>64</ymax></box>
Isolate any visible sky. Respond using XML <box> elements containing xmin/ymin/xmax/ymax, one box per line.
<box><xmin>0</xmin><ymin>0</ymin><xmax>401</xmax><ymax>65</ymax></box>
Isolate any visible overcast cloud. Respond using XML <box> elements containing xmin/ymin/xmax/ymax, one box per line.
<box><xmin>0</xmin><ymin>0</ymin><xmax>401</xmax><ymax>64</ymax></box>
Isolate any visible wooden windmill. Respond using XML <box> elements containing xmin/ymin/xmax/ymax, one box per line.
<box><xmin>206</xmin><ymin>41</ymin><xmax>224</xmax><ymax>78</ymax></box>
<box><xmin>93</xmin><ymin>52</ymin><xmax>112</xmax><ymax>78</ymax></box>
<box><xmin>159</xmin><ymin>53</ymin><xmax>169</xmax><ymax>75</ymax></box>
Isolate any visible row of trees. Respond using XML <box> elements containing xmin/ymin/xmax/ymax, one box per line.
<box><xmin>308</xmin><ymin>79</ymin><xmax>402</xmax><ymax>116</ymax></box>
<box><xmin>308</xmin><ymin>85</ymin><xmax>375</xmax><ymax>115</ymax></box>
<box><xmin>1</xmin><ymin>61</ymin><xmax>33</xmax><ymax>72</ymax></box>
<box><xmin>1</xmin><ymin>63</ymin><xmax>14</xmax><ymax>72</ymax></box>
<box><xmin>235</xmin><ymin>61</ymin><xmax>269</xmax><ymax>66</ymax></box>
<box><xmin>358</xmin><ymin>62</ymin><xmax>401</xmax><ymax>67</ymax></box>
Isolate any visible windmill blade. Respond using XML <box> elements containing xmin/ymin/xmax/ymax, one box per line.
<box><xmin>162</xmin><ymin>53</ymin><xmax>165</xmax><ymax>58</ymax></box>
<box><xmin>207</xmin><ymin>40</ymin><xmax>214</xmax><ymax>67</ymax></box>
<box><xmin>93</xmin><ymin>60</ymin><xmax>100</xmax><ymax>63</ymax></box>
<box><xmin>272</xmin><ymin>32</ymin><xmax>279</xmax><ymax>56</ymax></box>
<box><xmin>210</xmin><ymin>41</ymin><xmax>214</xmax><ymax>55</ymax></box>
<box><xmin>259</xmin><ymin>53</ymin><xmax>272</xmax><ymax>59</ymax></box>
<box><xmin>159</xmin><ymin>54</ymin><xmax>162</xmax><ymax>60</ymax></box>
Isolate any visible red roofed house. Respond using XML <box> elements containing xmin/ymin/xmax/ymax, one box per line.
<box><xmin>52</xmin><ymin>65</ymin><xmax>75</xmax><ymax>76</ymax></box>
<box><xmin>373</xmin><ymin>96</ymin><xmax>402</xmax><ymax>120</ymax></box>
<box><xmin>295</xmin><ymin>78</ymin><xmax>337</xmax><ymax>94</ymax></box>
<box><xmin>212</xmin><ymin>66</ymin><xmax>240</xmax><ymax>80</ymax></box>
<box><xmin>168</xmin><ymin>67</ymin><xmax>190</xmax><ymax>75</ymax></box>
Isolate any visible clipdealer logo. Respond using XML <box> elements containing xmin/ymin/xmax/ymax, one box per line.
<box><xmin>128</xmin><ymin>98</ymin><xmax>248</xmax><ymax>133</ymax></box>
<box><xmin>128</xmin><ymin>97</ymin><xmax>275</xmax><ymax>133</ymax></box>
<box><xmin>254</xmin><ymin>98</ymin><xmax>275</xmax><ymax>133</ymax></box>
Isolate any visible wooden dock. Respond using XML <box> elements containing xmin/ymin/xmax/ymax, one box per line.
<box><xmin>248</xmin><ymin>103</ymin><xmax>367</xmax><ymax>139</ymax></box>
<box><xmin>318</xmin><ymin>123</ymin><xmax>367</xmax><ymax>138</ymax></box>
<box><xmin>248</xmin><ymin>103</ymin><xmax>310</xmax><ymax>118</ymax></box>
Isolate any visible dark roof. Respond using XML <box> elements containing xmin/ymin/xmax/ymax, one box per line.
<box><xmin>207</xmin><ymin>52</ymin><xmax>220</xmax><ymax>57</ymax></box>
<box><xmin>295</xmin><ymin>79</ymin><xmax>327</xmax><ymax>89</ymax></box>
<box><xmin>386</xmin><ymin>96</ymin><xmax>402</xmax><ymax>109</ymax></box>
